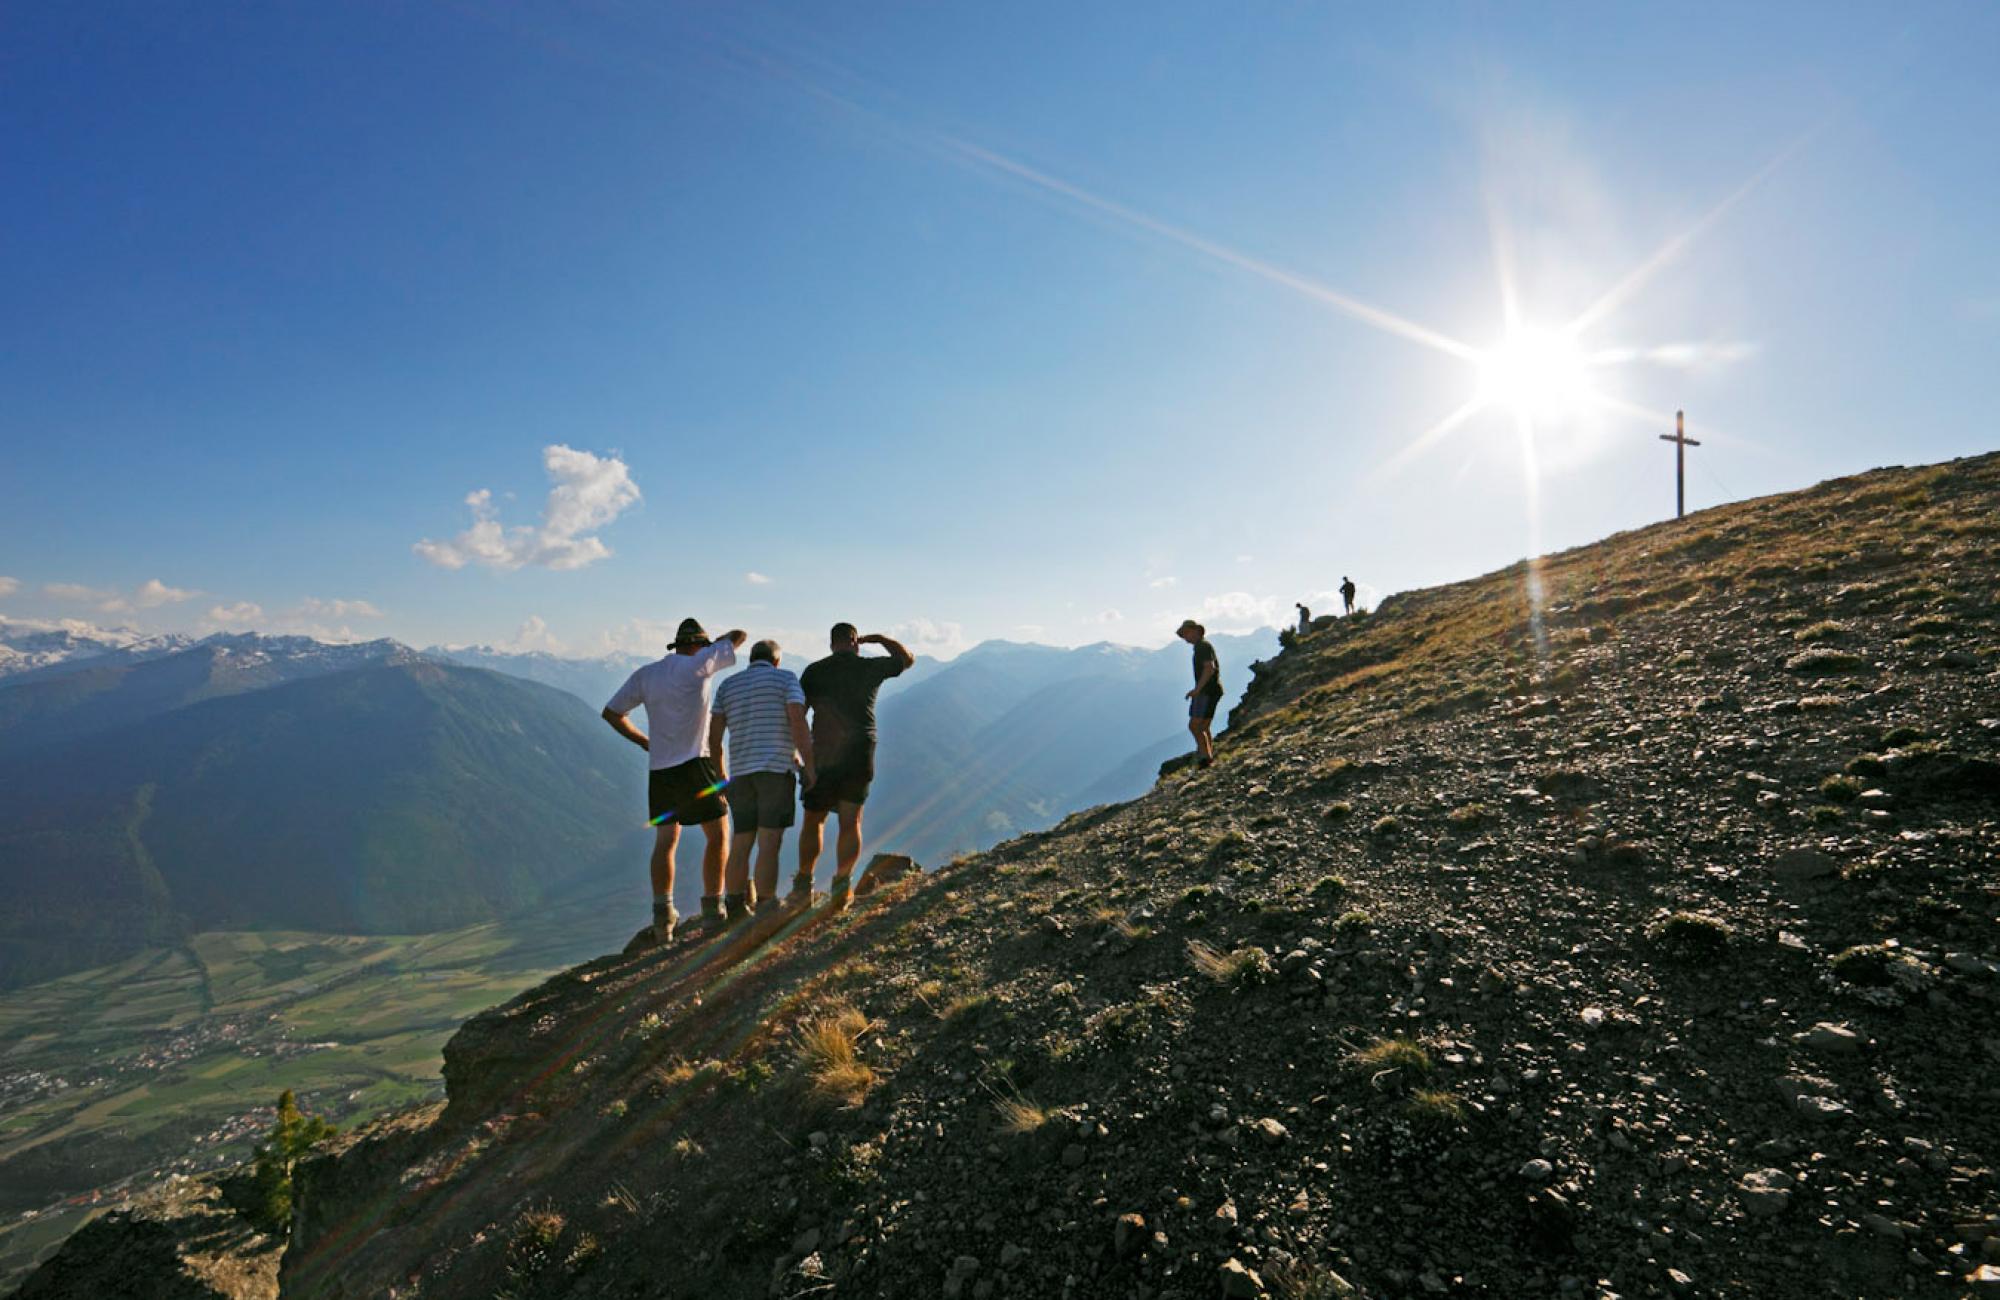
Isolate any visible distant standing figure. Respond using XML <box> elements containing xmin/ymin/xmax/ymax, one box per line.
<box><xmin>798</xmin><ymin>624</ymin><xmax>915</xmax><ymax>911</ymax></box>
<box><xmin>602</xmin><ymin>618</ymin><xmax>746</xmax><ymax>942</ymax></box>
<box><xmin>1177</xmin><ymin>618</ymin><xmax>1224</xmax><ymax>770</ymax></box>
<box><xmin>1341</xmin><ymin>576</ymin><xmax>1358</xmax><ymax>616</ymax></box>
<box><xmin>1295</xmin><ymin>602</ymin><xmax>1312</xmax><ymax>635</ymax></box>
<box><xmin>708</xmin><ymin>640</ymin><xmax>816</xmax><ymax>921</ymax></box>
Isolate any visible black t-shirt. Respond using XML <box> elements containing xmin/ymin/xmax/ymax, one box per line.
<box><xmin>1192</xmin><ymin>639</ymin><xmax>1223</xmax><ymax>699</ymax></box>
<box><xmin>800</xmin><ymin>651</ymin><xmax>907</xmax><ymax>765</ymax></box>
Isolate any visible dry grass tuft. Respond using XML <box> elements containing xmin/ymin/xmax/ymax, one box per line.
<box><xmin>994</xmin><ymin>1095</ymin><xmax>1051</xmax><ymax>1134</ymax></box>
<box><xmin>1348</xmin><ymin>1035</ymin><xmax>1433</xmax><ymax>1085</ymax></box>
<box><xmin>1186</xmin><ymin>939</ymin><xmax>1275</xmax><ymax>985</ymax></box>
<box><xmin>797</xmin><ymin>1006</ymin><xmax>876</xmax><ymax>1106</ymax></box>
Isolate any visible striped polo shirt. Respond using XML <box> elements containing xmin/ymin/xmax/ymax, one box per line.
<box><xmin>711</xmin><ymin>661</ymin><xmax>806</xmax><ymax>774</ymax></box>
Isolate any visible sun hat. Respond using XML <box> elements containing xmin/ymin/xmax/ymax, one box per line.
<box><xmin>672</xmin><ymin>618</ymin><xmax>711</xmax><ymax>648</ymax></box>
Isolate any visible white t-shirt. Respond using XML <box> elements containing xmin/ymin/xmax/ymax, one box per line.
<box><xmin>605</xmin><ymin>641</ymin><xmax>738</xmax><ymax>770</ymax></box>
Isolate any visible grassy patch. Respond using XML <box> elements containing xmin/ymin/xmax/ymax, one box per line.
<box><xmin>1310</xmin><ymin>874</ymin><xmax>1349</xmax><ymax>897</ymax></box>
<box><xmin>506</xmin><ymin>1205</ymin><xmax>567</xmax><ymax>1279</ymax></box>
<box><xmin>1334</xmin><ymin>909</ymin><xmax>1372</xmax><ymax>934</ymax></box>
<box><xmin>1792</xmin><ymin>620</ymin><xmax>1849</xmax><ymax>643</ymax></box>
<box><xmin>1819</xmin><ymin>774</ymin><xmax>1864</xmax><ymax>802</ymax></box>
<box><xmin>1829</xmin><ymin>943</ymin><xmax>1895</xmax><ymax>986</ymax></box>
<box><xmin>1321</xmin><ymin>801</ymin><xmax>1354</xmax><ymax>821</ymax></box>
<box><xmin>1186</xmin><ymin>940</ymin><xmax>1276</xmax><ymax>986</ymax></box>
<box><xmin>993</xmin><ymin>1094</ymin><xmax>1051</xmax><ymax>1134</ymax></box>
<box><xmin>1348</xmin><ymin>1035</ymin><xmax>1432</xmax><ymax>1086</ymax></box>
<box><xmin>797</xmin><ymin>1006</ymin><xmax>876</xmax><ymax>1107</ymax></box>
<box><xmin>1785</xmin><ymin>648</ymin><xmax>1868</xmax><ymax>674</ymax></box>
<box><xmin>1648</xmin><ymin>911</ymin><xmax>1732</xmax><ymax>956</ymax></box>
<box><xmin>1445</xmin><ymin>803</ymin><xmax>1494</xmax><ymax>832</ymax></box>
<box><xmin>1403</xmin><ymin>1088</ymin><xmax>1468</xmax><ymax>1130</ymax></box>
<box><xmin>1369</xmin><ymin>815</ymin><xmax>1402</xmax><ymax>837</ymax></box>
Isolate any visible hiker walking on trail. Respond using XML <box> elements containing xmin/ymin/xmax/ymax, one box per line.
<box><xmin>602</xmin><ymin>618</ymin><xmax>746</xmax><ymax>942</ymax></box>
<box><xmin>1341</xmin><ymin>576</ymin><xmax>1358</xmax><ymax>615</ymax></box>
<box><xmin>798</xmin><ymin>624</ymin><xmax>914</xmax><ymax>911</ymax></box>
<box><xmin>1296</xmin><ymin>602</ymin><xmax>1311</xmax><ymax>635</ymax></box>
<box><xmin>708</xmin><ymin>640</ymin><xmax>815</xmax><ymax>920</ymax></box>
<box><xmin>1177</xmin><ymin>618</ymin><xmax>1224</xmax><ymax>769</ymax></box>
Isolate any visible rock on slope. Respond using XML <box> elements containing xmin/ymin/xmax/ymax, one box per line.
<box><xmin>73</xmin><ymin>454</ymin><xmax>2000</xmax><ymax>1299</ymax></box>
<box><xmin>10</xmin><ymin>1176</ymin><xmax>279</xmax><ymax>1300</ymax></box>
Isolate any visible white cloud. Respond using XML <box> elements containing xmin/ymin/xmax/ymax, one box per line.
<box><xmin>296</xmin><ymin>597</ymin><xmax>384</xmax><ymax>619</ymax></box>
<box><xmin>1148</xmin><ymin>576</ymin><xmax>1178</xmax><ymax>589</ymax></box>
<box><xmin>891</xmin><ymin>617</ymin><xmax>968</xmax><ymax>659</ymax></box>
<box><xmin>1178</xmin><ymin>591</ymin><xmax>1284</xmax><ymax>635</ymax></box>
<box><xmin>1014</xmin><ymin>623</ymin><xmax>1045</xmax><ymax>639</ymax></box>
<box><xmin>503</xmin><ymin>615</ymin><xmax>566</xmax><ymax>655</ymax></box>
<box><xmin>135</xmin><ymin>578</ymin><xmax>198</xmax><ymax>608</ymax></box>
<box><xmin>415</xmin><ymin>445</ymin><xmax>641</xmax><ymax>571</ymax></box>
<box><xmin>1086</xmin><ymin>609</ymin><xmax>1125</xmax><ymax>625</ymax></box>
<box><xmin>46</xmin><ymin>579</ymin><xmax>198</xmax><ymax>615</ymax></box>
<box><xmin>0</xmin><ymin>577</ymin><xmax>17</xmax><ymax>598</ymax></box>
<box><xmin>205</xmin><ymin>602</ymin><xmax>265</xmax><ymax>629</ymax></box>
<box><xmin>745</xmin><ymin>571</ymin><xmax>773</xmax><ymax>586</ymax></box>
<box><xmin>45</xmin><ymin>583</ymin><xmax>117</xmax><ymax>604</ymax></box>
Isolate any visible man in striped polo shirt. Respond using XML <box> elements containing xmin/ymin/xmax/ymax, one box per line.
<box><xmin>708</xmin><ymin>640</ymin><xmax>816</xmax><ymax>920</ymax></box>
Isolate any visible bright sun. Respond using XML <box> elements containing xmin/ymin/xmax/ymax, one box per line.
<box><xmin>1474</xmin><ymin>325</ymin><xmax>1592</xmax><ymax>418</ymax></box>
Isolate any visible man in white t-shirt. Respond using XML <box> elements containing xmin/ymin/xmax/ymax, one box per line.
<box><xmin>602</xmin><ymin>617</ymin><xmax>746</xmax><ymax>941</ymax></box>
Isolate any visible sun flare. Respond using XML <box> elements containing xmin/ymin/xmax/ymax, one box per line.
<box><xmin>1474</xmin><ymin>325</ymin><xmax>1592</xmax><ymax>419</ymax></box>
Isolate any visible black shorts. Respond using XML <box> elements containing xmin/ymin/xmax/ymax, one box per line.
<box><xmin>725</xmin><ymin>771</ymin><xmax>797</xmax><ymax>831</ymax></box>
<box><xmin>803</xmin><ymin>751</ymin><xmax>874</xmax><ymax>812</ymax></box>
<box><xmin>648</xmin><ymin>757</ymin><xmax>727</xmax><ymax>827</ymax></box>
<box><xmin>1189</xmin><ymin>692</ymin><xmax>1222</xmax><ymax>721</ymax></box>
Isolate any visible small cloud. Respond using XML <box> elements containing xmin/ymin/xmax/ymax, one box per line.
<box><xmin>0</xmin><ymin>576</ymin><xmax>18</xmax><ymax>598</ymax></box>
<box><xmin>1086</xmin><ymin>609</ymin><xmax>1125</xmax><ymax>625</ymax></box>
<box><xmin>1014</xmin><ymin>623</ymin><xmax>1045</xmax><ymax>639</ymax></box>
<box><xmin>503</xmin><ymin>614</ymin><xmax>566</xmax><ymax>655</ymax></box>
<box><xmin>415</xmin><ymin>445</ymin><xmax>641</xmax><ymax>571</ymax></box>
<box><xmin>1148</xmin><ymin>576</ymin><xmax>1179</xmax><ymax>589</ymax></box>
<box><xmin>135</xmin><ymin>579</ymin><xmax>198</xmax><ymax>608</ymax></box>
<box><xmin>44</xmin><ymin>582</ymin><xmax>117</xmax><ymax>604</ymax></box>
<box><xmin>205</xmin><ymin>601</ymin><xmax>265</xmax><ymax>630</ymax></box>
<box><xmin>1170</xmin><ymin>591</ymin><xmax>1283</xmax><ymax>636</ymax></box>
<box><xmin>295</xmin><ymin>597</ymin><xmax>384</xmax><ymax>619</ymax></box>
<box><xmin>46</xmin><ymin>579</ymin><xmax>198</xmax><ymax>615</ymax></box>
<box><xmin>745</xmin><ymin>571</ymin><xmax>773</xmax><ymax>586</ymax></box>
<box><xmin>890</xmin><ymin>617</ymin><xmax>968</xmax><ymax>658</ymax></box>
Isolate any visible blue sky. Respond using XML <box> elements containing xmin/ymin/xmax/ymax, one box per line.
<box><xmin>3</xmin><ymin>2</ymin><xmax>1995</xmax><ymax>659</ymax></box>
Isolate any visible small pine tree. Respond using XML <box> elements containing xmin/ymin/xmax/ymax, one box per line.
<box><xmin>248</xmin><ymin>1089</ymin><xmax>337</xmax><ymax>1234</ymax></box>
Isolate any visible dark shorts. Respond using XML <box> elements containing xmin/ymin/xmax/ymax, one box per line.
<box><xmin>1189</xmin><ymin>693</ymin><xmax>1222</xmax><ymax>722</ymax></box>
<box><xmin>726</xmin><ymin>770</ymin><xmax>797</xmax><ymax>831</ymax></box>
<box><xmin>803</xmin><ymin>750</ymin><xmax>874</xmax><ymax>812</ymax></box>
<box><xmin>648</xmin><ymin>757</ymin><xmax>727</xmax><ymax>827</ymax></box>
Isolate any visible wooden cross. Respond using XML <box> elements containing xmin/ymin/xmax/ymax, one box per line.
<box><xmin>1659</xmin><ymin>410</ymin><xmax>1701</xmax><ymax>519</ymax></box>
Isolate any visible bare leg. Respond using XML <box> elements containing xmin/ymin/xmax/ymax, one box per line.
<box><xmin>835</xmin><ymin>803</ymin><xmax>864</xmax><ymax>879</ymax></box>
<box><xmin>1190</xmin><ymin>717</ymin><xmax>1214</xmax><ymax>763</ymax></box>
<box><xmin>798</xmin><ymin>808</ymin><xmax>828</xmax><ymax>888</ymax></box>
<box><xmin>752</xmin><ymin>827</ymin><xmax>785</xmax><ymax>904</ymax></box>
<box><xmin>724</xmin><ymin>830</ymin><xmax>755</xmax><ymax>898</ymax></box>
<box><xmin>701</xmin><ymin>817</ymin><xmax>728</xmax><ymax>900</ymax></box>
<box><xmin>650</xmin><ymin>824</ymin><xmax>681</xmax><ymax>897</ymax></box>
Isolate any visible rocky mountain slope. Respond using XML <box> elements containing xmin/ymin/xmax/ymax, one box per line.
<box><xmin>22</xmin><ymin>452</ymin><xmax>2000</xmax><ymax>1299</ymax></box>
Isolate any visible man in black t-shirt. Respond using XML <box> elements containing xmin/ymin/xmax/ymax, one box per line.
<box><xmin>1177</xmin><ymin>618</ymin><xmax>1224</xmax><ymax>769</ymax></box>
<box><xmin>796</xmin><ymin>622</ymin><xmax>915</xmax><ymax>909</ymax></box>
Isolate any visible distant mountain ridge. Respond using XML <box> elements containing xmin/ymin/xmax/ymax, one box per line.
<box><xmin>0</xmin><ymin>640</ymin><xmax>640</xmax><ymax>988</ymax></box>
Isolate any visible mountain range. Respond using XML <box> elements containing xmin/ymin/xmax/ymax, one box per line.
<box><xmin>0</xmin><ymin>626</ymin><xmax>1274</xmax><ymax>989</ymax></box>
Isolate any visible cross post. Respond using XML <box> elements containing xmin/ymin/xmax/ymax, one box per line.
<box><xmin>1659</xmin><ymin>409</ymin><xmax>1701</xmax><ymax>519</ymax></box>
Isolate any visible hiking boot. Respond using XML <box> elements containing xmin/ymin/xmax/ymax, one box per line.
<box><xmin>651</xmin><ymin>904</ymin><xmax>679</xmax><ymax>944</ymax></box>
<box><xmin>699</xmin><ymin>894</ymin><xmax>725</xmax><ymax>927</ymax></box>
<box><xmin>754</xmin><ymin>896</ymin><xmax>783</xmax><ymax>921</ymax></box>
<box><xmin>827</xmin><ymin>874</ymin><xmax>853</xmax><ymax>913</ymax></box>
<box><xmin>786</xmin><ymin>872</ymin><xmax>815</xmax><ymax>905</ymax></box>
<box><xmin>724</xmin><ymin>892</ymin><xmax>751</xmax><ymax>923</ymax></box>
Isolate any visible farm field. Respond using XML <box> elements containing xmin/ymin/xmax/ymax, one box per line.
<box><xmin>0</xmin><ymin>882</ymin><xmax>638</xmax><ymax>1288</ymax></box>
